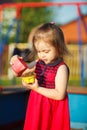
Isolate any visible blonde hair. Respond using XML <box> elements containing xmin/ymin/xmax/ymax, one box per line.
<box><xmin>32</xmin><ymin>23</ymin><xmax>70</xmax><ymax>58</ymax></box>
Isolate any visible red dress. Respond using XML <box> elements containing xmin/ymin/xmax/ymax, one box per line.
<box><xmin>23</xmin><ymin>59</ymin><xmax>70</xmax><ymax>130</ymax></box>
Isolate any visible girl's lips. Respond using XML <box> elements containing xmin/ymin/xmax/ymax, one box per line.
<box><xmin>42</xmin><ymin>59</ymin><xmax>47</xmax><ymax>62</ymax></box>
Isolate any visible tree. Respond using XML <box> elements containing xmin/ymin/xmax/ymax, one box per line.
<box><xmin>20</xmin><ymin>7</ymin><xmax>52</xmax><ymax>42</ymax></box>
<box><xmin>13</xmin><ymin>0</ymin><xmax>53</xmax><ymax>43</ymax></box>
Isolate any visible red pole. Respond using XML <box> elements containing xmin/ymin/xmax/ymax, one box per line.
<box><xmin>0</xmin><ymin>2</ymin><xmax>87</xmax><ymax>9</ymax></box>
<box><xmin>0</xmin><ymin>7</ymin><xmax>3</xmax><ymax>22</ymax></box>
<box><xmin>16</xmin><ymin>7</ymin><xmax>21</xmax><ymax>19</ymax></box>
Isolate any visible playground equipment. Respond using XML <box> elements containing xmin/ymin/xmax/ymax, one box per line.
<box><xmin>0</xmin><ymin>2</ymin><xmax>87</xmax><ymax>130</ymax></box>
<box><xmin>0</xmin><ymin>2</ymin><xmax>87</xmax><ymax>86</ymax></box>
<box><xmin>68</xmin><ymin>87</ymin><xmax>87</xmax><ymax>130</ymax></box>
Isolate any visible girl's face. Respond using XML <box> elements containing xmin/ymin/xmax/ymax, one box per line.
<box><xmin>34</xmin><ymin>41</ymin><xmax>58</xmax><ymax>64</ymax></box>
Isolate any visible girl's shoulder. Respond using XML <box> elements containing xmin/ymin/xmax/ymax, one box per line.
<box><xmin>57</xmin><ymin>61</ymin><xmax>70</xmax><ymax>76</ymax></box>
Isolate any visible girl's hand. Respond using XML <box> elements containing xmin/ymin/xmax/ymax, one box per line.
<box><xmin>10</xmin><ymin>55</ymin><xmax>22</xmax><ymax>65</ymax></box>
<box><xmin>21</xmin><ymin>66</ymin><xmax>36</xmax><ymax>77</ymax></box>
<box><xmin>10</xmin><ymin>55</ymin><xmax>36</xmax><ymax>77</ymax></box>
<box><xmin>10</xmin><ymin>55</ymin><xmax>22</xmax><ymax>76</ymax></box>
<box><xmin>22</xmin><ymin>78</ymin><xmax>39</xmax><ymax>90</ymax></box>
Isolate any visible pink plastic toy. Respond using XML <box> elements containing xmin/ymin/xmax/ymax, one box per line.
<box><xmin>12</xmin><ymin>58</ymin><xmax>28</xmax><ymax>76</ymax></box>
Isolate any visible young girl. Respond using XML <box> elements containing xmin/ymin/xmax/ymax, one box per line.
<box><xmin>22</xmin><ymin>22</ymin><xmax>70</xmax><ymax>130</ymax></box>
<box><xmin>10</xmin><ymin>22</ymin><xmax>70</xmax><ymax>130</ymax></box>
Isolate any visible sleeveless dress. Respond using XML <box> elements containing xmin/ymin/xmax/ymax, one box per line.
<box><xmin>23</xmin><ymin>59</ymin><xmax>70</xmax><ymax>130</ymax></box>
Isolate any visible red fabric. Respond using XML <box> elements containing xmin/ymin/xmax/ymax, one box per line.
<box><xmin>24</xmin><ymin>91</ymin><xmax>70</xmax><ymax>130</ymax></box>
<box><xmin>23</xmin><ymin>61</ymin><xmax>70</xmax><ymax>130</ymax></box>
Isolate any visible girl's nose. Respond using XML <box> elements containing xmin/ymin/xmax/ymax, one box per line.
<box><xmin>40</xmin><ymin>52</ymin><xmax>45</xmax><ymax>59</ymax></box>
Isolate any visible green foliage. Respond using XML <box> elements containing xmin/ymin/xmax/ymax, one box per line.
<box><xmin>1</xmin><ymin>77</ymin><xmax>87</xmax><ymax>87</ymax></box>
<box><xmin>19</xmin><ymin>7</ymin><xmax>52</xmax><ymax>42</ymax></box>
<box><xmin>0</xmin><ymin>77</ymin><xmax>21</xmax><ymax>87</ymax></box>
<box><xmin>11</xmin><ymin>0</ymin><xmax>53</xmax><ymax>43</ymax></box>
<box><xmin>68</xmin><ymin>79</ymin><xmax>87</xmax><ymax>87</ymax></box>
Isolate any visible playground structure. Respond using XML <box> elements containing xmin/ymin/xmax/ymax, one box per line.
<box><xmin>0</xmin><ymin>2</ymin><xmax>87</xmax><ymax>130</ymax></box>
<box><xmin>0</xmin><ymin>2</ymin><xmax>87</xmax><ymax>86</ymax></box>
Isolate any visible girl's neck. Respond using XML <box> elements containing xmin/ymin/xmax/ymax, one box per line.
<box><xmin>40</xmin><ymin>57</ymin><xmax>63</xmax><ymax>66</ymax></box>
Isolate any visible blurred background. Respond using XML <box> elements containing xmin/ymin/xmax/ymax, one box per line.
<box><xmin>0</xmin><ymin>0</ymin><xmax>87</xmax><ymax>87</ymax></box>
<box><xmin>0</xmin><ymin>1</ymin><xmax>87</xmax><ymax>130</ymax></box>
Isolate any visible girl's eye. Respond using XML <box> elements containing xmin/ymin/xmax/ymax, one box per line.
<box><xmin>44</xmin><ymin>50</ymin><xmax>49</xmax><ymax>53</ymax></box>
<box><xmin>37</xmin><ymin>50</ymin><xmax>50</xmax><ymax>53</ymax></box>
<box><xmin>45</xmin><ymin>51</ymin><xmax>48</xmax><ymax>53</ymax></box>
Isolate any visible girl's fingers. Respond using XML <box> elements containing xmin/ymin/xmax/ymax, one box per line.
<box><xmin>22</xmin><ymin>67</ymin><xmax>35</xmax><ymax>76</ymax></box>
<box><xmin>10</xmin><ymin>55</ymin><xmax>18</xmax><ymax>65</ymax></box>
<box><xmin>10</xmin><ymin>55</ymin><xmax>22</xmax><ymax>65</ymax></box>
<box><xmin>22</xmin><ymin>80</ymin><xmax>31</xmax><ymax>89</ymax></box>
<box><xmin>22</xmin><ymin>69</ymin><xmax>32</xmax><ymax>76</ymax></box>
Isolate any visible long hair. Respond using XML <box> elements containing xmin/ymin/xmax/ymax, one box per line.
<box><xmin>32</xmin><ymin>23</ymin><xmax>70</xmax><ymax>58</ymax></box>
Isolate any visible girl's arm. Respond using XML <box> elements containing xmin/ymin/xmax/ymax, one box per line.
<box><xmin>10</xmin><ymin>55</ymin><xmax>36</xmax><ymax>77</ymax></box>
<box><xmin>22</xmin><ymin>64</ymin><xmax>69</xmax><ymax>100</ymax></box>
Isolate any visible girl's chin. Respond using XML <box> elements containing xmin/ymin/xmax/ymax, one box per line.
<box><xmin>44</xmin><ymin>60</ymin><xmax>55</xmax><ymax>64</ymax></box>
<box><xmin>42</xmin><ymin>59</ymin><xmax>52</xmax><ymax>64</ymax></box>
<box><xmin>44</xmin><ymin>61</ymin><xmax>50</xmax><ymax>64</ymax></box>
